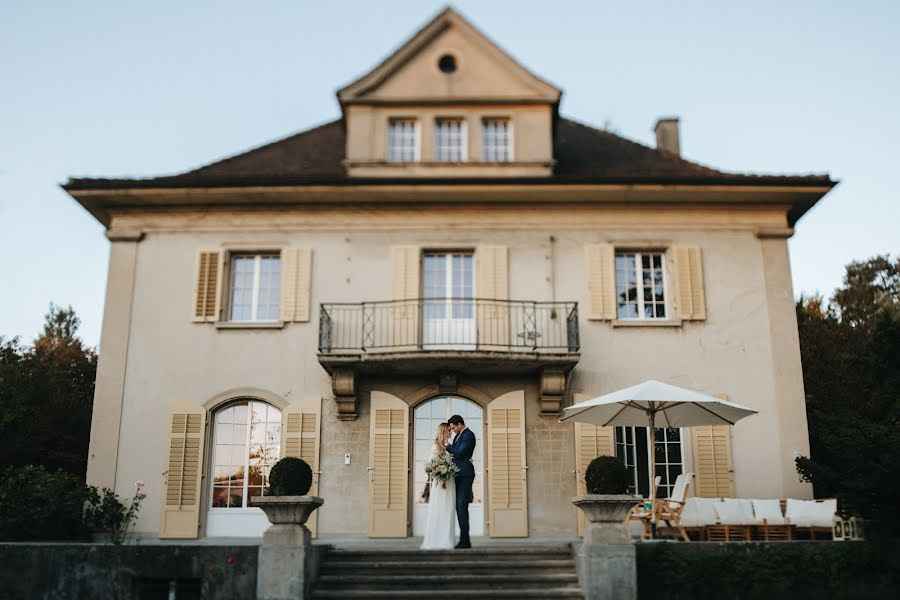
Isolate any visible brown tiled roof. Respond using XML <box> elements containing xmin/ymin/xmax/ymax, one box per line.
<box><xmin>64</xmin><ymin>116</ymin><xmax>834</xmax><ymax>189</ymax></box>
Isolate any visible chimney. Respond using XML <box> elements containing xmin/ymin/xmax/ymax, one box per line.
<box><xmin>654</xmin><ymin>118</ymin><xmax>681</xmax><ymax>157</ymax></box>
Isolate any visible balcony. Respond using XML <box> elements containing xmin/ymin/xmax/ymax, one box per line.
<box><xmin>317</xmin><ymin>298</ymin><xmax>580</xmax><ymax>420</ymax></box>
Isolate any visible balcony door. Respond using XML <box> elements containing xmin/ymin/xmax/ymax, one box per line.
<box><xmin>422</xmin><ymin>252</ymin><xmax>475</xmax><ymax>349</ymax></box>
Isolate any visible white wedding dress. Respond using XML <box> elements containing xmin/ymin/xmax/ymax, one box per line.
<box><xmin>420</xmin><ymin>446</ymin><xmax>457</xmax><ymax>550</ymax></box>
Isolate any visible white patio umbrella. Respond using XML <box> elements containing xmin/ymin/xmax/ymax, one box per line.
<box><xmin>560</xmin><ymin>379</ymin><xmax>758</xmax><ymax>506</ymax></box>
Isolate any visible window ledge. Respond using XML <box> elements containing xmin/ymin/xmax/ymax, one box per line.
<box><xmin>612</xmin><ymin>319</ymin><xmax>683</xmax><ymax>328</ymax></box>
<box><xmin>215</xmin><ymin>321</ymin><xmax>285</xmax><ymax>330</ymax></box>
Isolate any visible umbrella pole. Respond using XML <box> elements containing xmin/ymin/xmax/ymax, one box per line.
<box><xmin>649</xmin><ymin>411</ymin><xmax>657</xmax><ymax>538</ymax></box>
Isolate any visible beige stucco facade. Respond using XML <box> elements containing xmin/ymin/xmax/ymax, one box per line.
<box><xmin>70</xmin><ymin>7</ymin><xmax>830</xmax><ymax>539</ymax></box>
<box><xmin>82</xmin><ymin>202</ymin><xmax>814</xmax><ymax>538</ymax></box>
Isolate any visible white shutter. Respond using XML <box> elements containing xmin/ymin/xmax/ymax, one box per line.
<box><xmin>283</xmin><ymin>397</ymin><xmax>322</xmax><ymax>536</ymax></box>
<box><xmin>192</xmin><ymin>251</ymin><xmax>221</xmax><ymax>322</ymax></box>
<box><xmin>585</xmin><ymin>244</ymin><xmax>616</xmax><ymax>320</ymax></box>
<box><xmin>388</xmin><ymin>246</ymin><xmax>420</xmax><ymax>349</ymax></box>
<box><xmin>476</xmin><ymin>245</ymin><xmax>509</xmax><ymax>348</ymax></box>
<box><xmin>674</xmin><ymin>245</ymin><xmax>706</xmax><ymax>320</ymax></box>
<box><xmin>368</xmin><ymin>391</ymin><xmax>409</xmax><ymax>537</ymax></box>
<box><xmin>573</xmin><ymin>419</ymin><xmax>616</xmax><ymax>534</ymax></box>
<box><xmin>280</xmin><ymin>248</ymin><xmax>313</xmax><ymax>322</ymax></box>
<box><xmin>159</xmin><ymin>406</ymin><xmax>207</xmax><ymax>538</ymax></box>
<box><xmin>487</xmin><ymin>390</ymin><xmax>528</xmax><ymax>537</ymax></box>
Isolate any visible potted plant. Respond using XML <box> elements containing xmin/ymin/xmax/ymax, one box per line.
<box><xmin>252</xmin><ymin>457</ymin><xmax>323</xmax><ymax>546</ymax></box>
<box><xmin>572</xmin><ymin>456</ymin><xmax>641</xmax><ymax>544</ymax></box>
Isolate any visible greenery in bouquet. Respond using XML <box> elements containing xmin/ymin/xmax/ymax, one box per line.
<box><xmin>424</xmin><ymin>450</ymin><xmax>460</xmax><ymax>488</ymax></box>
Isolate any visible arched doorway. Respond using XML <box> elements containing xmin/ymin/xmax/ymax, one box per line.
<box><xmin>412</xmin><ymin>395</ymin><xmax>485</xmax><ymax>536</ymax></box>
<box><xmin>206</xmin><ymin>399</ymin><xmax>282</xmax><ymax>537</ymax></box>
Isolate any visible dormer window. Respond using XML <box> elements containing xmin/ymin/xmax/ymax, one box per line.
<box><xmin>434</xmin><ymin>118</ymin><xmax>467</xmax><ymax>162</ymax></box>
<box><xmin>482</xmin><ymin>118</ymin><xmax>512</xmax><ymax>162</ymax></box>
<box><xmin>388</xmin><ymin>118</ymin><xmax>420</xmax><ymax>162</ymax></box>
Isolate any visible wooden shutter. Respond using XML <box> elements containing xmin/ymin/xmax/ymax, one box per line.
<box><xmin>159</xmin><ymin>406</ymin><xmax>206</xmax><ymax>538</ymax></box>
<box><xmin>487</xmin><ymin>390</ymin><xmax>528</xmax><ymax>537</ymax></box>
<box><xmin>388</xmin><ymin>246</ymin><xmax>420</xmax><ymax>350</ymax></box>
<box><xmin>585</xmin><ymin>244</ymin><xmax>616</xmax><ymax>320</ymax></box>
<box><xmin>573</xmin><ymin>418</ymin><xmax>616</xmax><ymax>534</ymax></box>
<box><xmin>283</xmin><ymin>397</ymin><xmax>321</xmax><ymax>537</ymax></box>
<box><xmin>691</xmin><ymin>425</ymin><xmax>733</xmax><ymax>497</ymax></box>
<box><xmin>476</xmin><ymin>245</ymin><xmax>509</xmax><ymax>349</ymax></box>
<box><xmin>280</xmin><ymin>248</ymin><xmax>313</xmax><ymax>322</ymax></box>
<box><xmin>674</xmin><ymin>245</ymin><xmax>706</xmax><ymax>320</ymax></box>
<box><xmin>368</xmin><ymin>391</ymin><xmax>409</xmax><ymax>537</ymax></box>
<box><xmin>192</xmin><ymin>251</ymin><xmax>221</xmax><ymax>322</ymax></box>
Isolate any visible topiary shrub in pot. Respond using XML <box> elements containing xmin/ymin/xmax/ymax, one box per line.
<box><xmin>585</xmin><ymin>455</ymin><xmax>630</xmax><ymax>494</ymax></box>
<box><xmin>268</xmin><ymin>457</ymin><xmax>313</xmax><ymax>496</ymax></box>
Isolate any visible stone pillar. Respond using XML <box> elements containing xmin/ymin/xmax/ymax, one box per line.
<box><xmin>255</xmin><ymin>497</ymin><xmax>324</xmax><ymax>600</ymax></box>
<box><xmin>572</xmin><ymin>495</ymin><xmax>640</xmax><ymax>600</ymax></box>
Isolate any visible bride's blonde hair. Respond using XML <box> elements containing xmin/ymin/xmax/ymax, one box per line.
<box><xmin>434</xmin><ymin>422</ymin><xmax>451</xmax><ymax>452</ymax></box>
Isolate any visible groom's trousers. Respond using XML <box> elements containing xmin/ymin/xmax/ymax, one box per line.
<box><xmin>455</xmin><ymin>476</ymin><xmax>474</xmax><ymax>544</ymax></box>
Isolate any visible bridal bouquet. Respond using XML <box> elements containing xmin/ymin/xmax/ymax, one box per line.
<box><xmin>425</xmin><ymin>450</ymin><xmax>460</xmax><ymax>488</ymax></box>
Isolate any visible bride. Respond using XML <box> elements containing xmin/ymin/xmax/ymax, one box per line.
<box><xmin>420</xmin><ymin>422</ymin><xmax>456</xmax><ymax>550</ymax></box>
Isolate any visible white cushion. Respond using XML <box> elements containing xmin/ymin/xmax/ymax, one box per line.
<box><xmin>786</xmin><ymin>498</ymin><xmax>837</xmax><ymax>527</ymax></box>
<box><xmin>715</xmin><ymin>498</ymin><xmax>755</xmax><ymax>525</ymax></box>
<box><xmin>752</xmin><ymin>499</ymin><xmax>786</xmax><ymax>525</ymax></box>
<box><xmin>681</xmin><ymin>497</ymin><xmax>721</xmax><ymax>527</ymax></box>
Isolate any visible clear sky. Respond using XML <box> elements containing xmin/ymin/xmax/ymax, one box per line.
<box><xmin>2</xmin><ymin>1</ymin><xmax>897</xmax><ymax>348</ymax></box>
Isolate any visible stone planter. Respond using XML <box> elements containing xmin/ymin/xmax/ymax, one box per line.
<box><xmin>252</xmin><ymin>496</ymin><xmax>323</xmax><ymax>546</ymax></box>
<box><xmin>572</xmin><ymin>494</ymin><xmax>641</xmax><ymax>600</ymax></box>
<box><xmin>252</xmin><ymin>496</ymin><xmax>325</xmax><ymax>600</ymax></box>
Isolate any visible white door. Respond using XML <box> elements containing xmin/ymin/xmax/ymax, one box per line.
<box><xmin>412</xmin><ymin>396</ymin><xmax>484</xmax><ymax>536</ymax></box>
<box><xmin>422</xmin><ymin>253</ymin><xmax>475</xmax><ymax>349</ymax></box>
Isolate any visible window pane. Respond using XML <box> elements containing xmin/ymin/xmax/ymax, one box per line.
<box><xmin>435</xmin><ymin>118</ymin><xmax>464</xmax><ymax>161</ymax></box>
<box><xmin>482</xmin><ymin>118</ymin><xmax>510</xmax><ymax>161</ymax></box>
<box><xmin>388</xmin><ymin>119</ymin><xmax>417</xmax><ymax>162</ymax></box>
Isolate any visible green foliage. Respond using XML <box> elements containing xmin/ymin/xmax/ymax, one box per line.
<box><xmin>0</xmin><ymin>465</ymin><xmax>93</xmax><ymax>541</ymax></box>
<box><xmin>268</xmin><ymin>457</ymin><xmax>313</xmax><ymax>496</ymax></box>
<box><xmin>585</xmin><ymin>455</ymin><xmax>630</xmax><ymax>494</ymax></box>
<box><xmin>637</xmin><ymin>541</ymin><xmax>900</xmax><ymax>599</ymax></box>
<box><xmin>83</xmin><ymin>481</ymin><xmax>147</xmax><ymax>545</ymax></box>
<box><xmin>796</xmin><ymin>255</ymin><xmax>900</xmax><ymax>537</ymax></box>
<box><xmin>0</xmin><ymin>304</ymin><xmax>97</xmax><ymax>476</ymax></box>
<box><xmin>0</xmin><ymin>465</ymin><xmax>147</xmax><ymax>543</ymax></box>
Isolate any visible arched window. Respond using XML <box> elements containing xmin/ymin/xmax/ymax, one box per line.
<box><xmin>210</xmin><ymin>400</ymin><xmax>282</xmax><ymax>508</ymax></box>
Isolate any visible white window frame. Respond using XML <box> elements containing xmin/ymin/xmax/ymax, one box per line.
<box><xmin>615</xmin><ymin>426</ymin><xmax>684</xmax><ymax>498</ymax></box>
<box><xmin>433</xmin><ymin>117</ymin><xmax>468</xmax><ymax>162</ymax></box>
<box><xmin>387</xmin><ymin>118</ymin><xmax>420</xmax><ymax>162</ymax></box>
<box><xmin>481</xmin><ymin>117</ymin><xmax>513</xmax><ymax>162</ymax></box>
<box><xmin>208</xmin><ymin>400</ymin><xmax>283</xmax><ymax>511</ymax></box>
<box><xmin>228</xmin><ymin>253</ymin><xmax>281</xmax><ymax>322</ymax></box>
<box><xmin>615</xmin><ymin>250</ymin><xmax>668</xmax><ymax>320</ymax></box>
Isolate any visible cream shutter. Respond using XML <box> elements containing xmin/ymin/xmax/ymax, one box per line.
<box><xmin>673</xmin><ymin>245</ymin><xmax>707</xmax><ymax>320</ymax></box>
<box><xmin>691</xmin><ymin>425</ymin><xmax>734</xmax><ymax>498</ymax></box>
<box><xmin>487</xmin><ymin>390</ymin><xmax>528</xmax><ymax>537</ymax></box>
<box><xmin>159</xmin><ymin>406</ymin><xmax>206</xmax><ymax>538</ymax></box>
<box><xmin>368</xmin><ymin>391</ymin><xmax>409</xmax><ymax>537</ymax></box>
<box><xmin>573</xmin><ymin>418</ymin><xmax>617</xmax><ymax>534</ymax></box>
<box><xmin>476</xmin><ymin>245</ymin><xmax>509</xmax><ymax>349</ymax></box>
<box><xmin>192</xmin><ymin>251</ymin><xmax>221</xmax><ymax>322</ymax></box>
<box><xmin>388</xmin><ymin>246</ymin><xmax>420</xmax><ymax>350</ymax></box>
<box><xmin>585</xmin><ymin>244</ymin><xmax>616</xmax><ymax>320</ymax></box>
<box><xmin>283</xmin><ymin>397</ymin><xmax>322</xmax><ymax>537</ymax></box>
<box><xmin>280</xmin><ymin>248</ymin><xmax>313</xmax><ymax>323</ymax></box>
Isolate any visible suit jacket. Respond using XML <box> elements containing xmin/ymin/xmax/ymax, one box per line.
<box><xmin>448</xmin><ymin>427</ymin><xmax>476</xmax><ymax>479</ymax></box>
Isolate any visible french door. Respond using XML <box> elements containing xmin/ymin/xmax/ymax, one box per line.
<box><xmin>422</xmin><ymin>252</ymin><xmax>475</xmax><ymax>349</ymax></box>
<box><xmin>615</xmin><ymin>426</ymin><xmax>684</xmax><ymax>499</ymax></box>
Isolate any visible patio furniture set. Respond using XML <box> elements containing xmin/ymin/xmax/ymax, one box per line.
<box><xmin>625</xmin><ymin>473</ymin><xmax>839</xmax><ymax>542</ymax></box>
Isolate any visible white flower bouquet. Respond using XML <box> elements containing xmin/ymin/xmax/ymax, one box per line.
<box><xmin>425</xmin><ymin>450</ymin><xmax>460</xmax><ymax>488</ymax></box>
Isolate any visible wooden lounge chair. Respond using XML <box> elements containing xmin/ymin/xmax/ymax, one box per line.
<box><xmin>629</xmin><ymin>472</ymin><xmax>693</xmax><ymax>542</ymax></box>
<box><xmin>785</xmin><ymin>498</ymin><xmax>837</xmax><ymax>540</ymax></box>
<box><xmin>706</xmin><ymin>498</ymin><xmax>754</xmax><ymax>541</ymax></box>
<box><xmin>751</xmin><ymin>499</ymin><xmax>793</xmax><ymax>541</ymax></box>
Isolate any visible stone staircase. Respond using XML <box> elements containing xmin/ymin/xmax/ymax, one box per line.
<box><xmin>310</xmin><ymin>544</ymin><xmax>583</xmax><ymax>599</ymax></box>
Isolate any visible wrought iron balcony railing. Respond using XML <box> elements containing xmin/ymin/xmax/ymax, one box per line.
<box><xmin>319</xmin><ymin>298</ymin><xmax>579</xmax><ymax>354</ymax></box>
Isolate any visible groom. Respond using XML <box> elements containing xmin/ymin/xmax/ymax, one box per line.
<box><xmin>447</xmin><ymin>414</ymin><xmax>476</xmax><ymax>549</ymax></box>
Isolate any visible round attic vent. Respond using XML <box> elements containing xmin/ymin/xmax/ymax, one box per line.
<box><xmin>438</xmin><ymin>54</ymin><xmax>457</xmax><ymax>74</ymax></box>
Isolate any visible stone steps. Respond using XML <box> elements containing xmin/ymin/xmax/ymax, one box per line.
<box><xmin>311</xmin><ymin>545</ymin><xmax>583</xmax><ymax>599</ymax></box>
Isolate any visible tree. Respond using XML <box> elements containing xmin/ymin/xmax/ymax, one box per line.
<box><xmin>795</xmin><ymin>255</ymin><xmax>900</xmax><ymax>536</ymax></box>
<box><xmin>0</xmin><ymin>304</ymin><xmax>97</xmax><ymax>477</ymax></box>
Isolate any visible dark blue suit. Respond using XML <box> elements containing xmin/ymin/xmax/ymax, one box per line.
<box><xmin>447</xmin><ymin>427</ymin><xmax>476</xmax><ymax>544</ymax></box>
